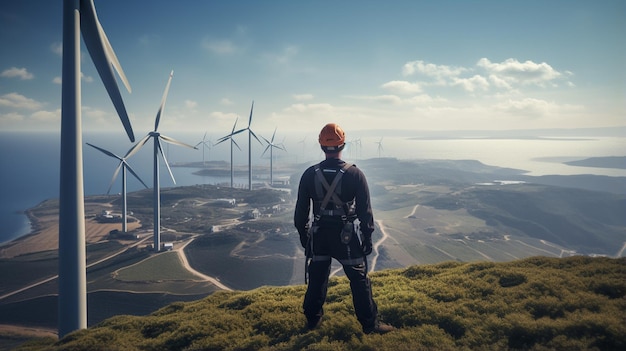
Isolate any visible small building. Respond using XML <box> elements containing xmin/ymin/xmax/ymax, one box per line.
<box><xmin>162</xmin><ymin>242</ymin><xmax>174</xmax><ymax>251</ymax></box>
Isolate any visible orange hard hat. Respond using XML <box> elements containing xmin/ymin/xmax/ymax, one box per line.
<box><xmin>318</xmin><ymin>123</ymin><xmax>346</xmax><ymax>150</ymax></box>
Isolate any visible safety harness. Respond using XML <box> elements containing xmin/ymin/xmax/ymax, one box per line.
<box><xmin>305</xmin><ymin>162</ymin><xmax>357</xmax><ymax>283</ymax></box>
<box><xmin>313</xmin><ymin>162</ymin><xmax>355</xmax><ymax>222</ymax></box>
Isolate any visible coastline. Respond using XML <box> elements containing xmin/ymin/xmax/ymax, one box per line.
<box><xmin>0</xmin><ymin>199</ymin><xmax>141</xmax><ymax>259</ymax></box>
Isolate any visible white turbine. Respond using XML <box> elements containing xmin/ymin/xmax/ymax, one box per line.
<box><xmin>59</xmin><ymin>0</ymin><xmax>134</xmax><ymax>337</ymax></box>
<box><xmin>215</xmin><ymin>117</ymin><xmax>242</xmax><ymax>188</ymax></box>
<box><xmin>194</xmin><ymin>132</ymin><xmax>212</xmax><ymax>167</ymax></box>
<box><xmin>85</xmin><ymin>143</ymin><xmax>148</xmax><ymax>232</ymax></box>
<box><xmin>126</xmin><ymin>71</ymin><xmax>197</xmax><ymax>252</ymax></box>
<box><xmin>261</xmin><ymin>128</ymin><xmax>286</xmax><ymax>185</ymax></box>
<box><xmin>375</xmin><ymin>137</ymin><xmax>384</xmax><ymax>158</ymax></box>
<box><xmin>229</xmin><ymin>101</ymin><xmax>262</xmax><ymax>190</ymax></box>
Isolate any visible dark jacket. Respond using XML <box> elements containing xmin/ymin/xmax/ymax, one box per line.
<box><xmin>294</xmin><ymin>157</ymin><xmax>374</xmax><ymax>239</ymax></box>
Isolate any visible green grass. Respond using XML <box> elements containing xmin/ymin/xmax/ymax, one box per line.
<box><xmin>14</xmin><ymin>256</ymin><xmax>626</xmax><ymax>351</ymax></box>
<box><xmin>115</xmin><ymin>252</ymin><xmax>198</xmax><ymax>282</ymax></box>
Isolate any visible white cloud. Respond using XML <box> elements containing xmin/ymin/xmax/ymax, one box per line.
<box><xmin>493</xmin><ymin>98</ymin><xmax>580</xmax><ymax>118</ymax></box>
<box><xmin>1</xmin><ymin>67</ymin><xmax>34</xmax><ymax>80</ymax></box>
<box><xmin>31</xmin><ymin>109</ymin><xmax>60</xmax><ymax>122</ymax></box>
<box><xmin>81</xmin><ymin>72</ymin><xmax>94</xmax><ymax>83</ymax></box>
<box><xmin>51</xmin><ymin>42</ymin><xmax>62</xmax><ymax>56</ymax></box>
<box><xmin>220</xmin><ymin>98</ymin><xmax>234</xmax><ymax>105</ymax></box>
<box><xmin>202</xmin><ymin>38</ymin><xmax>237</xmax><ymax>55</ymax></box>
<box><xmin>263</xmin><ymin>45</ymin><xmax>299</xmax><ymax>65</ymax></box>
<box><xmin>0</xmin><ymin>112</ymin><xmax>24</xmax><ymax>123</ymax></box>
<box><xmin>381</xmin><ymin>80</ymin><xmax>422</xmax><ymax>94</ymax></box>
<box><xmin>451</xmin><ymin>75</ymin><xmax>489</xmax><ymax>92</ymax></box>
<box><xmin>185</xmin><ymin>100</ymin><xmax>198</xmax><ymax>110</ymax></box>
<box><xmin>477</xmin><ymin>58</ymin><xmax>562</xmax><ymax>86</ymax></box>
<box><xmin>284</xmin><ymin>103</ymin><xmax>333</xmax><ymax>113</ymax></box>
<box><xmin>53</xmin><ymin>76</ymin><xmax>62</xmax><ymax>84</ymax></box>
<box><xmin>293</xmin><ymin>94</ymin><xmax>314</xmax><ymax>101</ymax></box>
<box><xmin>0</xmin><ymin>93</ymin><xmax>42</xmax><ymax>109</ymax></box>
<box><xmin>402</xmin><ymin>60</ymin><xmax>467</xmax><ymax>80</ymax></box>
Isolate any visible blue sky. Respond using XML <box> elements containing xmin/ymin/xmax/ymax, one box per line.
<box><xmin>0</xmin><ymin>0</ymin><xmax>624</xmax><ymax>138</ymax></box>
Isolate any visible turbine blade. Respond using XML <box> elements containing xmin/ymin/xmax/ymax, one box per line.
<box><xmin>97</xmin><ymin>20</ymin><xmax>131</xmax><ymax>93</ymax></box>
<box><xmin>232</xmin><ymin>138</ymin><xmax>242</xmax><ymax>151</ymax></box>
<box><xmin>125</xmin><ymin>134</ymin><xmax>151</xmax><ymax>159</ymax></box>
<box><xmin>231</xmin><ymin>117</ymin><xmax>239</xmax><ymax>133</ymax></box>
<box><xmin>79</xmin><ymin>0</ymin><xmax>134</xmax><ymax>142</ymax></box>
<box><xmin>248</xmin><ymin>101</ymin><xmax>254</xmax><ymax>127</ymax></box>
<box><xmin>271</xmin><ymin>128</ymin><xmax>277</xmax><ymax>142</ymax></box>
<box><xmin>107</xmin><ymin>162</ymin><xmax>123</xmax><ymax>194</ymax></box>
<box><xmin>157</xmin><ymin>139</ymin><xmax>177</xmax><ymax>184</ymax></box>
<box><xmin>155</xmin><ymin>70</ymin><xmax>174</xmax><ymax>131</ymax></box>
<box><xmin>249</xmin><ymin>129</ymin><xmax>262</xmax><ymax>144</ymax></box>
<box><xmin>160</xmin><ymin>134</ymin><xmax>197</xmax><ymax>149</ymax></box>
<box><xmin>124</xmin><ymin>162</ymin><xmax>149</xmax><ymax>189</ymax></box>
<box><xmin>214</xmin><ymin>137</ymin><xmax>230</xmax><ymax>146</ymax></box>
<box><xmin>261</xmin><ymin>144</ymin><xmax>271</xmax><ymax>157</ymax></box>
<box><xmin>86</xmin><ymin>142</ymin><xmax>122</xmax><ymax>161</ymax></box>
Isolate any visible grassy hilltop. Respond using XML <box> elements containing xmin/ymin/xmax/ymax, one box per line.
<box><xmin>13</xmin><ymin>256</ymin><xmax>626</xmax><ymax>351</ymax></box>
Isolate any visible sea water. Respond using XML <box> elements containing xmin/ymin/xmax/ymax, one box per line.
<box><xmin>1</xmin><ymin>131</ymin><xmax>625</xmax><ymax>244</ymax></box>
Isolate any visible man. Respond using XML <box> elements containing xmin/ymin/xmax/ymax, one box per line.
<box><xmin>294</xmin><ymin>123</ymin><xmax>394</xmax><ymax>335</ymax></box>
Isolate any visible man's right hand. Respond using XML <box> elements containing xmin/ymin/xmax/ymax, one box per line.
<box><xmin>361</xmin><ymin>237</ymin><xmax>373</xmax><ymax>256</ymax></box>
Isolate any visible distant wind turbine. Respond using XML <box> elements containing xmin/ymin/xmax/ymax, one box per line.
<box><xmin>59</xmin><ymin>0</ymin><xmax>134</xmax><ymax>337</ymax></box>
<box><xmin>226</xmin><ymin>101</ymin><xmax>262</xmax><ymax>190</ymax></box>
<box><xmin>215</xmin><ymin>117</ymin><xmax>242</xmax><ymax>188</ymax></box>
<box><xmin>375</xmin><ymin>137</ymin><xmax>384</xmax><ymax>158</ymax></box>
<box><xmin>195</xmin><ymin>132</ymin><xmax>212</xmax><ymax>167</ymax></box>
<box><xmin>261</xmin><ymin>128</ymin><xmax>286</xmax><ymax>185</ymax></box>
<box><xmin>126</xmin><ymin>71</ymin><xmax>197</xmax><ymax>252</ymax></box>
<box><xmin>85</xmin><ymin>143</ymin><xmax>149</xmax><ymax>232</ymax></box>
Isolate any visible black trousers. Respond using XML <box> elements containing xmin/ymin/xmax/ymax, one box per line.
<box><xmin>303</xmin><ymin>223</ymin><xmax>378</xmax><ymax>330</ymax></box>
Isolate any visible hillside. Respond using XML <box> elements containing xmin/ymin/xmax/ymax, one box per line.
<box><xmin>12</xmin><ymin>256</ymin><xmax>626</xmax><ymax>351</ymax></box>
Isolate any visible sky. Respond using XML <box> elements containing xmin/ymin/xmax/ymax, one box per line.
<box><xmin>0</xmin><ymin>0</ymin><xmax>624</xmax><ymax>140</ymax></box>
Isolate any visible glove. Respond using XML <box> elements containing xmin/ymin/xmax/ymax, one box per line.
<box><xmin>299</xmin><ymin>232</ymin><xmax>308</xmax><ymax>249</ymax></box>
<box><xmin>299</xmin><ymin>224</ymin><xmax>310</xmax><ymax>249</ymax></box>
<box><xmin>361</xmin><ymin>236</ymin><xmax>373</xmax><ymax>256</ymax></box>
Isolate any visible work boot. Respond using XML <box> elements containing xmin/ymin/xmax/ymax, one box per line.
<box><xmin>364</xmin><ymin>322</ymin><xmax>395</xmax><ymax>335</ymax></box>
<box><xmin>306</xmin><ymin>316</ymin><xmax>323</xmax><ymax>330</ymax></box>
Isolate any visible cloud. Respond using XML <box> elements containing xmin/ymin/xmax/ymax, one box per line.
<box><xmin>293</xmin><ymin>94</ymin><xmax>314</xmax><ymax>101</ymax></box>
<box><xmin>284</xmin><ymin>103</ymin><xmax>333</xmax><ymax>113</ymax></box>
<box><xmin>1</xmin><ymin>67</ymin><xmax>34</xmax><ymax>80</ymax></box>
<box><xmin>381</xmin><ymin>80</ymin><xmax>422</xmax><ymax>94</ymax></box>
<box><xmin>451</xmin><ymin>75</ymin><xmax>489</xmax><ymax>92</ymax></box>
<box><xmin>402</xmin><ymin>60</ymin><xmax>467</xmax><ymax>81</ymax></box>
<box><xmin>202</xmin><ymin>38</ymin><xmax>237</xmax><ymax>55</ymax></box>
<box><xmin>0</xmin><ymin>93</ymin><xmax>42</xmax><ymax>109</ymax></box>
<box><xmin>0</xmin><ymin>112</ymin><xmax>24</xmax><ymax>123</ymax></box>
<box><xmin>185</xmin><ymin>100</ymin><xmax>198</xmax><ymax>110</ymax></box>
<box><xmin>51</xmin><ymin>42</ymin><xmax>62</xmax><ymax>56</ymax></box>
<box><xmin>494</xmin><ymin>98</ymin><xmax>575</xmax><ymax>118</ymax></box>
<box><xmin>220</xmin><ymin>98</ymin><xmax>234</xmax><ymax>105</ymax></box>
<box><xmin>263</xmin><ymin>45</ymin><xmax>299</xmax><ymax>65</ymax></box>
<box><xmin>53</xmin><ymin>76</ymin><xmax>62</xmax><ymax>84</ymax></box>
<box><xmin>477</xmin><ymin>58</ymin><xmax>563</xmax><ymax>86</ymax></box>
<box><xmin>31</xmin><ymin>109</ymin><xmax>60</xmax><ymax>122</ymax></box>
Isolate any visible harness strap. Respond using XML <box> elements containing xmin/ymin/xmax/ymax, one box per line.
<box><xmin>313</xmin><ymin>162</ymin><xmax>353</xmax><ymax>219</ymax></box>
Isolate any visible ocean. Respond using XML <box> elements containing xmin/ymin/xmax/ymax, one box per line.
<box><xmin>1</xmin><ymin>130</ymin><xmax>625</xmax><ymax>244</ymax></box>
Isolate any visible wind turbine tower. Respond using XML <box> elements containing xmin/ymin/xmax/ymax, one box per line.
<box><xmin>59</xmin><ymin>0</ymin><xmax>134</xmax><ymax>337</ymax></box>
<box><xmin>126</xmin><ymin>71</ymin><xmax>197</xmax><ymax>252</ymax></box>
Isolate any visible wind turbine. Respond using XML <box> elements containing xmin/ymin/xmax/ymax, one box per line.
<box><xmin>375</xmin><ymin>137</ymin><xmax>384</xmax><ymax>158</ymax></box>
<box><xmin>59</xmin><ymin>0</ymin><xmax>134</xmax><ymax>337</ymax></box>
<box><xmin>261</xmin><ymin>128</ymin><xmax>286</xmax><ymax>185</ymax></box>
<box><xmin>215</xmin><ymin>117</ymin><xmax>242</xmax><ymax>188</ymax></box>
<box><xmin>195</xmin><ymin>132</ymin><xmax>212</xmax><ymax>167</ymax></box>
<box><xmin>228</xmin><ymin>101</ymin><xmax>262</xmax><ymax>190</ymax></box>
<box><xmin>126</xmin><ymin>71</ymin><xmax>197</xmax><ymax>252</ymax></box>
<box><xmin>85</xmin><ymin>143</ymin><xmax>149</xmax><ymax>233</ymax></box>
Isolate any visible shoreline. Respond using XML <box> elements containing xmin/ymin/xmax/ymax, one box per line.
<box><xmin>0</xmin><ymin>199</ymin><xmax>141</xmax><ymax>259</ymax></box>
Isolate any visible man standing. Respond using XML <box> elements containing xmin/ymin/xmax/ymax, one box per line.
<box><xmin>294</xmin><ymin>123</ymin><xmax>394</xmax><ymax>334</ymax></box>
